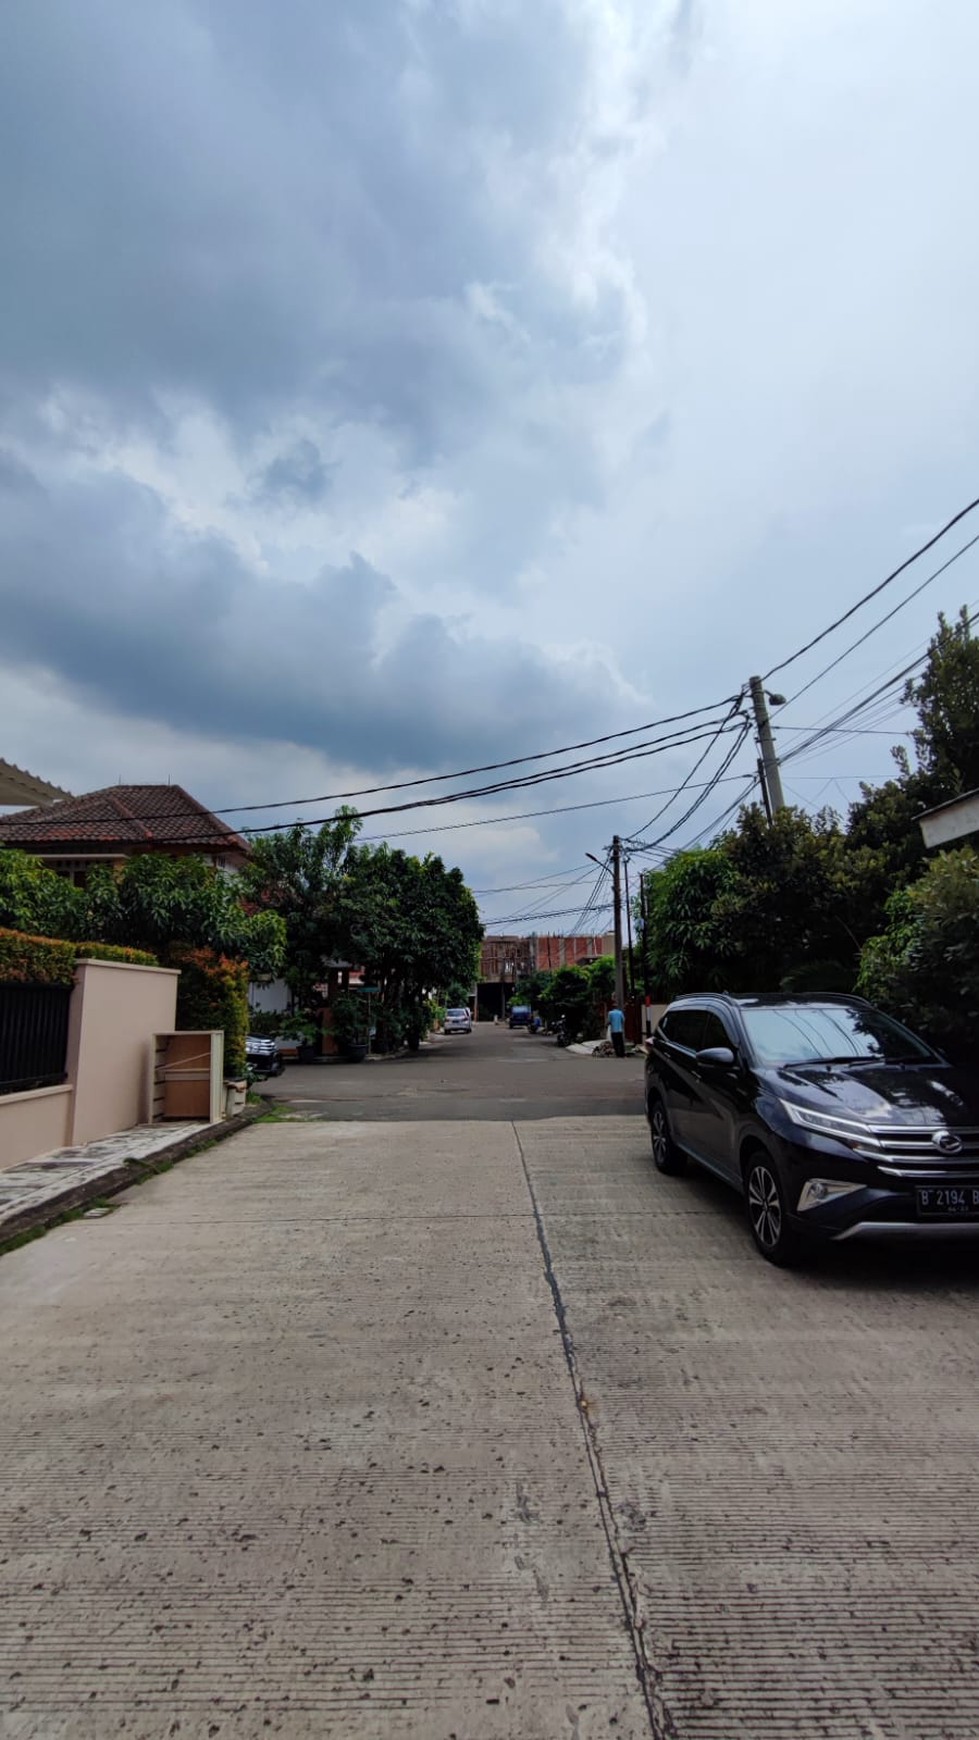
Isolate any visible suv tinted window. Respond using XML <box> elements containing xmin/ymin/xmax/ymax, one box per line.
<box><xmin>741</xmin><ymin>1001</ymin><xmax>932</xmax><ymax>1066</ymax></box>
<box><xmin>661</xmin><ymin>1008</ymin><xmax>706</xmax><ymax>1052</ymax></box>
<box><xmin>699</xmin><ymin>1011</ymin><xmax>734</xmax><ymax>1052</ymax></box>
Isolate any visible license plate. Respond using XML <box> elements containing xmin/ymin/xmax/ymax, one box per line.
<box><xmin>916</xmin><ymin>1184</ymin><xmax>979</xmax><ymax>1219</ymax></box>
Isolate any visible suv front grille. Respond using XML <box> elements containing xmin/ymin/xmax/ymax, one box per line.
<box><xmin>861</xmin><ymin>1124</ymin><xmax>979</xmax><ymax>1177</ymax></box>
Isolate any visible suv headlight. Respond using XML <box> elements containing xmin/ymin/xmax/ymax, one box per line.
<box><xmin>777</xmin><ymin>1099</ymin><xmax>881</xmax><ymax>1150</ymax></box>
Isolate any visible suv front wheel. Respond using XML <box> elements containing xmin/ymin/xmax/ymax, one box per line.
<box><xmin>743</xmin><ymin>1150</ymin><xmax>804</xmax><ymax>1267</ymax></box>
<box><xmin>648</xmin><ymin>1097</ymin><xmax>686</xmax><ymax>1175</ymax></box>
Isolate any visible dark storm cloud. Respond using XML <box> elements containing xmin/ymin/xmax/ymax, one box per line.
<box><xmin>0</xmin><ymin>463</ymin><xmax>612</xmax><ymax>770</ymax></box>
<box><xmin>0</xmin><ymin>0</ymin><xmax>607</xmax><ymax>450</ymax></box>
<box><xmin>0</xmin><ymin>0</ymin><xmax>647</xmax><ymax>794</ymax></box>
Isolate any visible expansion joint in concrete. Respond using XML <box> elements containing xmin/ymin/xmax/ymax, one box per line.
<box><xmin>512</xmin><ymin>1124</ymin><xmax>678</xmax><ymax>1740</ymax></box>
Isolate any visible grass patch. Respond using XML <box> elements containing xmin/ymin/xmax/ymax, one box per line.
<box><xmin>256</xmin><ymin>1098</ymin><xmax>297</xmax><ymax>1122</ymax></box>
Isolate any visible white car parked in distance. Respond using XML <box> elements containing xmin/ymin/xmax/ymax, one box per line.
<box><xmin>444</xmin><ymin>1007</ymin><xmax>473</xmax><ymax>1034</ymax></box>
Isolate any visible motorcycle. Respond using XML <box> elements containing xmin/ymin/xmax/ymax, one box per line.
<box><xmin>552</xmin><ymin>1016</ymin><xmax>568</xmax><ymax>1047</ymax></box>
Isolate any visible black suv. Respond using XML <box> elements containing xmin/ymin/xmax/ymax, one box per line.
<box><xmin>644</xmin><ymin>992</ymin><xmax>979</xmax><ymax>1265</ymax></box>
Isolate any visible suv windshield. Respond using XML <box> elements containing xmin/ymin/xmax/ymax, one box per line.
<box><xmin>741</xmin><ymin>1002</ymin><xmax>933</xmax><ymax>1067</ymax></box>
<box><xmin>446</xmin><ymin>1009</ymin><xmax>469</xmax><ymax>1018</ymax></box>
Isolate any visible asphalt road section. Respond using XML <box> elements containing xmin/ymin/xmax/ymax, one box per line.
<box><xmin>261</xmin><ymin>1020</ymin><xmax>645</xmax><ymax>1120</ymax></box>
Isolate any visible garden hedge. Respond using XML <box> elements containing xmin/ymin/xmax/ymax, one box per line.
<box><xmin>75</xmin><ymin>941</ymin><xmax>159</xmax><ymax>967</ymax></box>
<box><xmin>0</xmin><ymin>928</ymin><xmax>159</xmax><ymax>986</ymax></box>
<box><xmin>0</xmin><ymin>928</ymin><xmax>77</xmax><ymax>986</ymax></box>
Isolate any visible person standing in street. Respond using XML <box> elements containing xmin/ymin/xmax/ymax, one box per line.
<box><xmin>608</xmin><ymin>1000</ymin><xmax>626</xmax><ymax>1057</ymax></box>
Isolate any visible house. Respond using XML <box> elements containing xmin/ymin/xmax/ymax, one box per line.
<box><xmin>0</xmin><ymin>759</ymin><xmax>70</xmax><ymax>809</ymax></box>
<box><xmin>0</xmin><ymin>784</ymin><xmax>250</xmax><ymax>884</ymax></box>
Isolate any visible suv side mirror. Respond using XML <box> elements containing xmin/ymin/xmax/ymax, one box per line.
<box><xmin>696</xmin><ymin>1045</ymin><xmax>736</xmax><ymax>1068</ymax></box>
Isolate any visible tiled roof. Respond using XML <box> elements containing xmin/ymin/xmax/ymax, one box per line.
<box><xmin>0</xmin><ymin>759</ymin><xmax>71</xmax><ymax>807</ymax></box>
<box><xmin>0</xmin><ymin>785</ymin><xmax>250</xmax><ymax>855</ymax></box>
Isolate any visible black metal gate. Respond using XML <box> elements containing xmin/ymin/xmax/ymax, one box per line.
<box><xmin>0</xmin><ymin>983</ymin><xmax>73</xmax><ymax>1095</ymax></box>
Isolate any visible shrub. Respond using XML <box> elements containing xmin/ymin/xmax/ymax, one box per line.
<box><xmin>75</xmin><ymin>942</ymin><xmax>158</xmax><ymax>967</ymax></box>
<box><xmin>169</xmin><ymin>945</ymin><xmax>250</xmax><ymax>1078</ymax></box>
<box><xmin>0</xmin><ymin>927</ymin><xmax>77</xmax><ymax>986</ymax></box>
<box><xmin>0</xmin><ymin>928</ymin><xmax>160</xmax><ymax>981</ymax></box>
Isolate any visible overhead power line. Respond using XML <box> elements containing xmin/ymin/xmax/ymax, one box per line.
<box><xmin>213</xmin><ymin>699</ymin><xmax>736</xmax><ymax>816</ymax></box>
<box><xmin>622</xmin><ymin>699</ymin><xmax>745</xmax><ymax>844</ymax></box>
<box><xmin>358</xmin><ymin>770</ymin><xmax>760</xmax><ymax>842</ymax></box>
<box><xmin>566</xmin><ymin>858</ymin><xmax>613</xmax><ymax>939</ymax></box>
<box><xmin>470</xmin><ymin>865</ymin><xmax>595</xmax><ymax>896</ymax></box>
<box><xmin>489</xmin><ymin>865</ymin><xmax>597</xmax><ymax>926</ymax></box>
<box><xmin>628</xmin><ymin>725</ymin><xmax>754</xmax><ymax>856</ymax></box>
<box><xmin>485</xmin><ymin>898</ymin><xmax>613</xmax><ymax>929</ymax></box>
<box><xmin>776</xmin><ymin>530</ymin><xmax>979</xmax><ymax>712</ymax></box>
<box><xmin>762</xmin><ymin>494</ymin><xmax>979</xmax><ymax>683</ymax></box>
<box><xmin>239</xmin><ymin>718</ymin><xmax>743</xmax><ymax>835</ymax></box>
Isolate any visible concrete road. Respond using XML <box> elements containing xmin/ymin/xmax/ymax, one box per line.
<box><xmin>260</xmin><ymin>1020</ymin><xmax>645</xmax><ymax>1120</ymax></box>
<box><xmin>2</xmin><ymin>1042</ymin><xmax>979</xmax><ymax>1738</ymax></box>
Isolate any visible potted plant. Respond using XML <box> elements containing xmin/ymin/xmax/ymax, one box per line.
<box><xmin>275</xmin><ymin>1012</ymin><xmax>320</xmax><ymax>1062</ymax></box>
<box><xmin>331</xmin><ymin>992</ymin><xmax>369</xmax><ymax>1062</ymax></box>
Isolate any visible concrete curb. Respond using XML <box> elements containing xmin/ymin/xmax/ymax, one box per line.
<box><xmin>0</xmin><ymin>1103</ymin><xmax>264</xmax><ymax>1251</ymax></box>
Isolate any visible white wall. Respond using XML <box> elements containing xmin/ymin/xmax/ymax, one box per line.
<box><xmin>248</xmin><ymin>978</ymin><xmax>291</xmax><ymax>1014</ymax></box>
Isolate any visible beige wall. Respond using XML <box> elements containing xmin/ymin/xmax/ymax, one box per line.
<box><xmin>0</xmin><ymin>1084</ymin><xmax>73</xmax><ymax>1171</ymax></box>
<box><xmin>66</xmin><ymin>960</ymin><xmax>179</xmax><ymax>1146</ymax></box>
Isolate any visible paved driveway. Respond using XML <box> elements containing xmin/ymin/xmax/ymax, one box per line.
<box><xmin>2</xmin><ymin>1051</ymin><xmax>978</xmax><ymax>1736</ymax></box>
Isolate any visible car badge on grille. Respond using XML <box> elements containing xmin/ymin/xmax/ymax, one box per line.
<box><xmin>932</xmin><ymin>1130</ymin><xmax>963</xmax><ymax>1155</ymax></box>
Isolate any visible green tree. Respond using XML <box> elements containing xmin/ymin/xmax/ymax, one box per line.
<box><xmin>905</xmin><ymin>606</ymin><xmax>979</xmax><ymax>796</ymax></box>
<box><xmin>0</xmin><ymin>849</ymin><xmax>86</xmax><ymax>939</ymax></box>
<box><xmin>540</xmin><ymin>964</ymin><xmax>596</xmax><ymax>1040</ymax></box>
<box><xmin>843</xmin><ymin>606</ymin><xmax>979</xmax><ymax>885</ymax></box>
<box><xmin>514</xmin><ymin>968</ymin><xmax>554</xmax><ymax>1011</ymax></box>
<box><xmin>238</xmin><ymin>809</ymin><xmax>361</xmax><ymax>1010</ymax></box>
<box><xmin>587</xmin><ymin>956</ymin><xmax>616</xmax><ymax>1004</ymax></box>
<box><xmin>640</xmin><ymin>808</ymin><xmax>888</xmax><ymax>998</ymax></box>
<box><xmin>337</xmin><ymin>845</ymin><xmax>482</xmax><ymax>1047</ymax></box>
<box><xmin>0</xmin><ymin>848</ymin><xmax>284</xmax><ymax>976</ymax></box>
<box><xmin>83</xmin><ymin>855</ymin><xmax>285</xmax><ymax>979</ymax></box>
<box><xmin>844</xmin><ymin>753</ymin><xmax>937</xmax><ymax>893</ymax></box>
<box><xmin>716</xmin><ymin>805</ymin><xmax>864</xmax><ymax>990</ymax></box>
<box><xmin>856</xmin><ymin>846</ymin><xmax>979</xmax><ymax>1061</ymax></box>
<box><xmin>640</xmin><ymin>847</ymin><xmax>738</xmax><ymax>997</ymax></box>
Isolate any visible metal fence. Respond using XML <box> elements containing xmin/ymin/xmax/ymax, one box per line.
<box><xmin>0</xmin><ymin>983</ymin><xmax>73</xmax><ymax>1096</ymax></box>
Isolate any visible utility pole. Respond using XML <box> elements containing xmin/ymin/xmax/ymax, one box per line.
<box><xmin>748</xmin><ymin>675</ymin><xmax>787</xmax><ymax>816</ymax></box>
<box><xmin>623</xmin><ymin>852</ymin><xmax>635</xmax><ymax>1000</ymax></box>
<box><xmin>756</xmin><ymin>756</ymin><xmax>773</xmax><ymax>825</ymax></box>
<box><xmin>612</xmin><ymin>834</ymin><xmax>625</xmax><ymax>1007</ymax></box>
<box><xmin>587</xmin><ymin>841</ymin><xmax>626</xmax><ymax>1005</ymax></box>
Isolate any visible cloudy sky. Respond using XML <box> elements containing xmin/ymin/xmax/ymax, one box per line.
<box><xmin>2</xmin><ymin>0</ymin><xmax>979</xmax><ymax>932</ymax></box>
